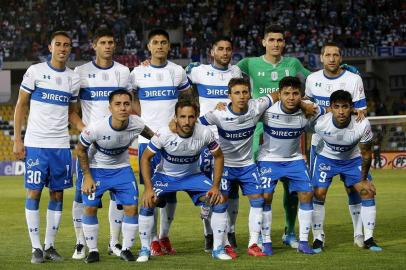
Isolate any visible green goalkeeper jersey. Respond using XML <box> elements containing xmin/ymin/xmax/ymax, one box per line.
<box><xmin>237</xmin><ymin>55</ymin><xmax>311</xmax><ymax>98</ymax></box>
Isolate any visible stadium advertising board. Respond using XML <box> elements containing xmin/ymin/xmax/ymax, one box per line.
<box><xmin>372</xmin><ymin>152</ymin><xmax>406</xmax><ymax>169</ymax></box>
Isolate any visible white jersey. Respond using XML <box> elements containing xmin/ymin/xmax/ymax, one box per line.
<box><xmin>79</xmin><ymin>115</ymin><xmax>146</xmax><ymax>169</ymax></box>
<box><xmin>74</xmin><ymin>61</ymin><xmax>131</xmax><ymax>126</ymax></box>
<box><xmin>305</xmin><ymin>69</ymin><xmax>367</xmax><ymax>148</ymax></box>
<box><xmin>200</xmin><ymin>97</ymin><xmax>272</xmax><ymax>167</ymax></box>
<box><xmin>130</xmin><ymin>61</ymin><xmax>190</xmax><ymax>143</ymax></box>
<box><xmin>313</xmin><ymin>113</ymin><xmax>373</xmax><ymax>160</ymax></box>
<box><xmin>187</xmin><ymin>64</ymin><xmax>242</xmax><ymax>116</ymax></box>
<box><xmin>258</xmin><ymin>101</ymin><xmax>325</xmax><ymax>162</ymax></box>
<box><xmin>20</xmin><ymin>62</ymin><xmax>80</xmax><ymax>148</ymax></box>
<box><xmin>148</xmin><ymin>124</ymin><xmax>219</xmax><ymax>178</ymax></box>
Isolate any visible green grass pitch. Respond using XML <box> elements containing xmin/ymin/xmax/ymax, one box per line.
<box><xmin>0</xmin><ymin>170</ymin><xmax>405</xmax><ymax>269</ymax></box>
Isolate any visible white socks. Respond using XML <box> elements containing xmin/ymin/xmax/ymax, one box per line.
<box><xmin>72</xmin><ymin>201</ymin><xmax>85</xmax><ymax>245</ymax></box>
<box><xmin>109</xmin><ymin>199</ymin><xmax>124</xmax><ymax>247</ymax></box>
<box><xmin>159</xmin><ymin>203</ymin><xmax>176</xmax><ymax>239</ymax></box>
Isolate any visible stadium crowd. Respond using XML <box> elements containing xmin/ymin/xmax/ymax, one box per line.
<box><xmin>0</xmin><ymin>0</ymin><xmax>405</xmax><ymax>61</ymax></box>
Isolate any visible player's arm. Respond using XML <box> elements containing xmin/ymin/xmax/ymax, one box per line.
<box><xmin>140</xmin><ymin>148</ymin><xmax>157</xmax><ymax>208</ymax></box>
<box><xmin>132</xmin><ymin>90</ymin><xmax>141</xmax><ymax>116</ymax></box>
<box><xmin>178</xmin><ymin>86</ymin><xmax>195</xmax><ymax>100</ymax></box>
<box><xmin>13</xmin><ymin>90</ymin><xmax>30</xmax><ymax>160</ymax></box>
<box><xmin>140</xmin><ymin>125</ymin><xmax>155</xmax><ymax>140</ymax></box>
<box><xmin>76</xmin><ymin>141</ymin><xmax>96</xmax><ymax>195</ymax></box>
<box><xmin>69</xmin><ymin>102</ymin><xmax>85</xmax><ymax>131</ymax></box>
<box><xmin>208</xmin><ymin>146</ymin><xmax>225</xmax><ymax>205</ymax></box>
<box><xmin>359</xmin><ymin>141</ymin><xmax>376</xmax><ymax>195</ymax></box>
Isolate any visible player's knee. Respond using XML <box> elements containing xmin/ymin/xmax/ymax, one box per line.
<box><xmin>84</xmin><ymin>206</ymin><xmax>98</xmax><ymax>216</ymax></box>
<box><xmin>359</xmin><ymin>188</ymin><xmax>374</xmax><ymax>199</ymax></box>
<box><xmin>49</xmin><ymin>190</ymin><xmax>63</xmax><ymax>201</ymax></box>
<box><xmin>26</xmin><ymin>189</ymin><xmax>42</xmax><ymax>200</ymax></box>
<box><xmin>298</xmin><ymin>191</ymin><xmax>313</xmax><ymax>203</ymax></box>
<box><xmin>348</xmin><ymin>189</ymin><xmax>362</xmax><ymax>204</ymax></box>
<box><xmin>263</xmin><ymin>192</ymin><xmax>273</xmax><ymax>204</ymax></box>
<box><xmin>140</xmin><ymin>207</ymin><xmax>155</xmax><ymax>216</ymax></box>
<box><xmin>212</xmin><ymin>202</ymin><xmax>228</xmax><ymax>213</ymax></box>
<box><xmin>299</xmin><ymin>202</ymin><xmax>313</xmax><ymax>210</ymax></box>
<box><xmin>48</xmin><ymin>199</ymin><xmax>63</xmax><ymax>211</ymax></box>
<box><xmin>314</xmin><ymin>189</ymin><xmax>327</xmax><ymax>202</ymax></box>
<box><xmin>82</xmin><ymin>213</ymin><xmax>98</xmax><ymax>225</ymax></box>
<box><xmin>166</xmin><ymin>193</ymin><xmax>177</xmax><ymax>204</ymax></box>
<box><xmin>123</xmin><ymin>205</ymin><xmax>138</xmax><ymax>216</ymax></box>
<box><xmin>249</xmin><ymin>197</ymin><xmax>265</xmax><ymax>208</ymax></box>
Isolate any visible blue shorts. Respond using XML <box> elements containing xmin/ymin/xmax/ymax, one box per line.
<box><xmin>24</xmin><ymin>147</ymin><xmax>73</xmax><ymax>191</ymax></box>
<box><xmin>152</xmin><ymin>172</ymin><xmax>224</xmax><ymax>206</ymax></box>
<box><xmin>199</xmin><ymin>147</ymin><xmax>214</xmax><ymax>179</ymax></box>
<box><xmin>311</xmin><ymin>155</ymin><xmax>372</xmax><ymax>189</ymax></box>
<box><xmin>258</xmin><ymin>160</ymin><xmax>313</xmax><ymax>194</ymax></box>
<box><xmin>309</xmin><ymin>145</ymin><xmax>317</xmax><ymax>176</ymax></box>
<box><xmin>139</xmin><ymin>143</ymin><xmax>161</xmax><ymax>184</ymax></box>
<box><xmin>82</xmin><ymin>166</ymin><xmax>138</xmax><ymax>207</ymax></box>
<box><xmin>75</xmin><ymin>159</ymin><xmax>116</xmax><ymax>204</ymax></box>
<box><xmin>222</xmin><ymin>164</ymin><xmax>262</xmax><ymax>196</ymax></box>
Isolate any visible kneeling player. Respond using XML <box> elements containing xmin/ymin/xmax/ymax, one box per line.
<box><xmin>311</xmin><ymin>90</ymin><xmax>382</xmax><ymax>252</ymax></box>
<box><xmin>138</xmin><ymin>99</ymin><xmax>231</xmax><ymax>262</ymax></box>
<box><xmin>77</xmin><ymin>90</ymin><xmax>154</xmax><ymax>263</ymax></box>
<box><xmin>258</xmin><ymin>77</ymin><xmax>323</xmax><ymax>255</ymax></box>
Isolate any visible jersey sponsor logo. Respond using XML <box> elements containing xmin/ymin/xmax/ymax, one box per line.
<box><xmin>80</xmin><ymin>87</ymin><xmax>120</xmax><ymax>101</ymax></box>
<box><xmin>138</xmin><ymin>86</ymin><xmax>178</xmax><ymax>100</ymax></box>
<box><xmin>259</xmin><ymin>87</ymin><xmax>278</xmax><ymax>94</ymax></box>
<box><xmin>197</xmin><ymin>84</ymin><xmax>228</xmax><ymax>98</ymax></box>
<box><xmin>94</xmin><ymin>142</ymin><xmax>131</xmax><ymax>156</ymax></box>
<box><xmin>162</xmin><ymin>150</ymin><xmax>200</xmax><ymax>164</ymax></box>
<box><xmin>313</xmin><ymin>95</ymin><xmax>330</xmax><ymax>107</ymax></box>
<box><xmin>285</xmin><ymin>70</ymin><xmax>290</xmax><ymax>76</ymax></box>
<box><xmin>91</xmin><ymin>90</ymin><xmax>113</xmax><ymax>98</ymax></box>
<box><xmin>41</xmin><ymin>92</ymin><xmax>70</xmax><ymax>102</ymax></box>
<box><xmin>264</xmin><ymin>125</ymin><xmax>304</xmax><ymax>139</ymax></box>
<box><xmin>218</xmin><ymin>126</ymin><xmax>256</xmax><ymax>141</ymax></box>
<box><xmin>31</xmin><ymin>87</ymin><xmax>72</xmax><ymax>105</ymax></box>
<box><xmin>325</xmin><ymin>142</ymin><xmax>356</xmax><ymax>152</ymax></box>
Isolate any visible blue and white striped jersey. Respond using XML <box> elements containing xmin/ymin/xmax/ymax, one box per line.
<box><xmin>80</xmin><ymin>115</ymin><xmax>145</xmax><ymax>169</ymax></box>
<box><xmin>305</xmin><ymin>69</ymin><xmax>367</xmax><ymax>148</ymax></box>
<box><xmin>147</xmin><ymin>124</ymin><xmax>219</xmax><ymax>178</ymax></box>
<box><xmin>74</xmin><ymin>61</ymin><xmax>131</xmax><ymax>126</ymax></box>
<box><xmin>258</xmin><ymin>101</ymin><xmax>324</xmax><ymax>162</ymax></box>
<box><xmin>313</xmin><ymin>113</ymin><xmax>373</xmax><ymax>160</ymax></box>
<box><xmin>200</xmin><ymin>97</ymin><xmax>272</xmax><ymax>167</ymax></box>
<box><xmin>130</xmin><ymin>61</ymin><xmax>190</xmax><ymax>143</ymax></box>
<box><xmin>20</xmin><ymin>62</ymin><xmax>80</xmax><ymax>148</ymax></box>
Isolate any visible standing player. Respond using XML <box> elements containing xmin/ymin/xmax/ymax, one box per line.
<box><xmin>130</xmin><ymin>29</ymin><xmax>191</xmax><ymax>255</ymax></box>
<box><xmin>13</xmin><ymin>31</ymin><xmax>80</xmax><ymax>263</ymax></box>
<box><xmin>305</xmin><ymin>42</ymin><xmax>367</xmax><ymax>249</ymax></box>
<box><xmin>310</xmin><ymin>90</ymin><xmax>382</xmax><ymax>252</ymax></box>
<box><xmin>138</xmin><ymin>99</ymin><xmax>231</xmax><ymax>261</ymax></box>
<box><xmin>199</xmin><ymin>78</ymin><xmax>274</xmax><ymax>257</ymax></box>
<box><xmin>236</xmin><ymin>24</ymin><xmax>311</xmax><ymax>248</ymax></box>
<box><xmin>258</xmin><ymin>76</ymin><xmax>325</xmax><ymax>255</ymax></box>
<box><xmin>71</xmin><ymin>27</ymin><xmax>131</xmax><ymax>259</ymax></box>
<box><xmin>186</xmin><ymin>36</ymin><xmax>242</xmax><ymax>251</ymax></box>
<box><xmin>77</xmin><ymin>90</ymin><xmax>154</xmax><ymax>263</ymax></box>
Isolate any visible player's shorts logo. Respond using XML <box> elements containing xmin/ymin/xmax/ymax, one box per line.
<box><xmin>318</xmin><ymin>163</ymin><xmax>331</xmax><ymax>171</ymax></box>
<box><xmin>26</xmin><ymin>158</ymin><xmax>40</xmax><ymax>169</ymax></box>
<box><xmin>155</xmin><ymin>181</ymin><xmax>168</xmax><ymax>188</ymax></box>
<box><xmin>260</xmin><ymin>167</ymin><xmax>272</xmax><ymax>175</ymax></box>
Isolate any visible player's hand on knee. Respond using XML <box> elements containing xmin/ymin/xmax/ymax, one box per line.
<box><xmin>208</xmin><ymin>187</ymin><xmax>223</xmax><ymax>205</ymax></box>
<box><xmin>214</xmin><ymin>102</ymin><xmax>227</xmax><ymax>111</ymax></box>
<box><xmin>13</xmin><ymin>140</ymin><xmax>25</xmax><ymax>160</ymax></box>
<box><xmin>361</xmin><ymin>179</ymin><xmax>376</xmax><ymax>196</ymax></box>
<box><xmin>142</xmin><ymin>188</ymin><xmax>157</xmax><ymax>208</ymax></box>
<box><xmin>82</xmin><ymin>175</ymin><xmax>96</xmax><ymax>195</ymax></box>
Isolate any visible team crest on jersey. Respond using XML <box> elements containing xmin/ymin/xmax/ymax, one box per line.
<box><xmin>219</xmin><ymin>73</ymin><xmax>225</xmax><ymax>81</ymax></box>
<box><xmin>326</xmin><ymin>84</ymin><xmax>333</xmax><ymax>92</ymax></box>
<box><xmin>55</xmin><ymin>77</ymin><xmax>62</xmax><ymax>85</ymax></box>
<box><xmin>102</xmin><ymin>73</ymin><xmax>109</xmax><ymax>81</ymax></box>
<box><xmin>336</xmin><ymin>133</ymin><xmax>344</xmax><ymax>141</ymax></box>
<box><xmin>285</xmin><ymin>70</ymin><xmax>290</xmax><ymax>76</ymax></box>
<box><xmin>156</xmin><ymin>73</ymin><xmax>163</xmax><ymax>81</ymax></box>
<box><xmin>271</xmin><ymin>71</ymin><xmax>278</xmax><ymax>81</ymax></box>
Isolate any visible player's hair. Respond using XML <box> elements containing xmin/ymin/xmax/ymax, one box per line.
<box><xmin>321</xmin><ymin>42</ymin><xmax>342</xmax><ymax>55</ymax></box>
<box><xmin>49</xmin><ymin>31</ymin><xmax>71</xmax><ymax>44</ymax></box>
<box><xmin>175</xmin><ymin>98</ymin><xmax>199</xmax><ymax>116</ymax></box>
<box><xmin>329</xmin><ymin>90</ymin><xmax>353</xmax><ymax>106</ymax></box>
<box><xmin>93</xmin><ymin>27</ymin><xmax>115</xmax><ymax>43</ymax></box>
<box><xmin>211</xmin><ymin>36</ymin><xmax>233</xmax><ymax>48</ymax></box>
<box><xmin>228</xmin><ymin>78</ymin><xmax>251</xmax><ymax>94</ymax></box>
<box><xmin>148</xmin><ymin>28</ymin><xmax>170</xmax><ymax>42</ymax></box>
<box><xmin>279</xmin><ymin>76</ymin><xmax>302</xmax><ymax>93</ymax></box>
<box><xmin>108</xmin><ymin>89</ymin><xmax>133</xmax><ymax>104</ymax></box>
<box><xmin>264</xmin><ymin>24</ymin><xmax>284</xmax><ymax>37</ymax></box>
